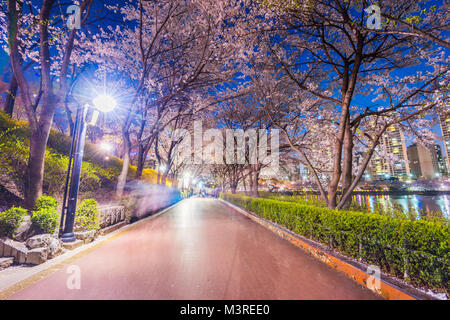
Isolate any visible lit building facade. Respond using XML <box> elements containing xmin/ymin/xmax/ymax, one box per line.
<box><xmin>368</xmin><ymin>125</ymin><xmax>410</xmax><ymax>180</ymax></box>
<box><xmin>439</xmin><ymin>112</ymin><xmax>450</xmax><ymax>175</ymax></box>
<box><xmin>298</xmin><ymin>163</ymin><xmax>311</xmax><ymax>182</ymax></box>
<box><xmin>407</xmin><ymin>143</ymin><xmax>446</xmax><ymax>179</ymax></box>
<box><xmin>434</xmin><ymin>144</ymin><xmax>448</xmax><ymax>176</ymax></box>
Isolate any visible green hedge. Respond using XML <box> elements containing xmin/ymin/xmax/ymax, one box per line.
<box><xmin>75</xmin><ymin>199</ymin><xmax>99</xmax><ymax>231</ymax></box>
<box><xmin>31</xmin><ymin>207</ymin><xmax>59</xmax><ymax>234</ymax></box>
<box><xmin>0</xmin><ymin>207</ymin><xmax>27</xmax><ymax>238</ymax></box>
<box><xmin>257</xmin><ymin>191</ymin><xmax>327</xmax><ymax>208</ymax></box>
<box><xmin>220</xmin><ymin>193</ymin><xmax>450</xmax><ymax>293</ymax></box>
<box><xmin>31</xmin><ymin>195</ymin><xmax>59</xmax><ymax>234</ymax></box>
<box><xmin>34</xmin><ymin>195</ymin><xmax>58</xmax><ymax>211</ymax></box>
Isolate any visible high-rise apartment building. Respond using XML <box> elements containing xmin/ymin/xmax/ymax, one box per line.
<box><xmin>368</xmin><ymin>125</ymin><xmax>410</xmax><ymax>180</ymax></box>
<box><xmin>407</xmin><ymin>143</ymin><xmax>446</xmax><ymax>179</ymax></box>
<box><xmin>439</xmin><ymin>112</ymin><xmax>450</xmax><ymax>175</ymax></box>
<box><xmin>434</xmin><ymin>144</ymin><xmax>448</xmax><ymax>176</ymax></box>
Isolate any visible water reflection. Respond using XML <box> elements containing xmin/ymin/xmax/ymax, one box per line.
<box><xmin>352</xmin><ymin>194</ymin><xmax>450</xmax><ymax>219</ymax></box>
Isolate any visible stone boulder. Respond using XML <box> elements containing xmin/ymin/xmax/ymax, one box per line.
<box><xmin>74</xmin><ymin>230</ymin><xmax>96</xmax><ymax>244</ymax></box>
<box><xmin>1</xmin><ymin>235</ymin><xmax>63</xmax><ymax>265</ymax></box>
<box><xmin>0</xmin><ymin>238</ymin><xmax>28</xmax><ymax>264</ymax></box>
<box><xmin>26</xmin><ymin>235</ymin><xmax>64</xmax><ymax>260</ymax></box>
<box><xmin>13</xmin><ymin>216</ymin><xmax>42</xmax><ymax>242</ymax></box>
<box><xmin>26</xmin><ymin>247</ymin><xmax>48</xmax><ymax>265</ymax></box>
<box><xmin>0</xmin><ymin>257</ymin><xmax>14</xmax><ymax>271</ymax></box>
<box><xmin>47</xmin><ymin>238</ymin><xmax>64</xmax><ymax>259</ymax></box>
<box><xmin>25</xmin><ymin>234</ymin><xmax>52</xmax><ymax>249</ymax></box>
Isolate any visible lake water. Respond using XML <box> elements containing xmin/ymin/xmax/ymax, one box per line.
<box><xmin>352</xmin><ymin>194</ymin><xmax>450</xmax><ymax>219</ymax></box>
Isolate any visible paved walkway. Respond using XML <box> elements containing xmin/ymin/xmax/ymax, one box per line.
<box><xmin>4</xmin><ymin>198</ymin><xmax>380</xmax><ymax>299</ymax></box>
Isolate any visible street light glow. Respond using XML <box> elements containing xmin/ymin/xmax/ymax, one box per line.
<box><xmin>93</xmin><ymin>94</ymin><xmax>117</xmax><ymax>113</ymax></box>
<box><xmin>99</xmin><ymin>142</ymin><xmax>113</xmax><ymax>153</ymax></box>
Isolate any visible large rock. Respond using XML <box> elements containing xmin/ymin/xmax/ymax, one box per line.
<box><xmin>1</xmin><ymin>235</ymin><xmax>64</xmax><ymax>265</ymax></box>
<box><xmin>0</xmin><ymin>238</ymin><xmax>4</xmax><ymax>257</ymax></box>
<box><xmin>13</xmin><ymin>216</ymin><xmax>42</xmax><ymax>242</ymax></box>
<box><xmin>0</xmin><ymin>238</ymin><xmax>28</xmax><ymax>263</ymax></box>
<box><xmin>74</xmin><ymin>230</ymin><xmax>96</xmax><ymax>244</ymax></box>
<box><xmin>0</xmin><ymin>257</ymin><xmax>14</xmax><ymax>270</ymax></box>
<box><xmin>26</xmin><ymin>234</ymin><xmax>52</xmax><ymax>249</ymax></box>
<box><xmin>26</xmin><ymin>235</ymin><xmax>64</xmax><ymax>259</ymax></box>
<box><xmin>47</xmin><ymin>238</ymin><xmax>64</xmax><ymax>259</ymax></box>
<box><xmin>26</xmin><ymin>247</ymin><xmax>48</xmax><ymax>265</ymax></box>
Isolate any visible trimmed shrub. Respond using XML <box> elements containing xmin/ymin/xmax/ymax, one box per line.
<box><xmin>220</xmin><ymin>193</ymin><xmax>450</xmax><ymax>293</ymax></box>
<box><xmin>31</xmin><ymin>207</ymin><xmax>59</xmax><ymax>234</ymax></box>
<box><xmin>34</xmin><ymin>195</ymin><xmax>58</xmax><ymax>211</ymax></box>
<box><xmin>75</xmin><ymin>199</ymin><xmax>99</xmax><ymax>231</ymax></box>
<box><xmin>258</xmin><ymin>191</ymin><xmax>327</xmax><ymax>208</ymax></box>
<box><xmin>0</xmin><ymin>207</ymin><xmax>27</xmax><ymax>238</ymax></box>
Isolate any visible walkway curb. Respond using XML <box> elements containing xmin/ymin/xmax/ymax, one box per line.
<box><xmin>220</xmin><ymin>199</ymin><xmax>430</xmax><ymax>300</ymax></box>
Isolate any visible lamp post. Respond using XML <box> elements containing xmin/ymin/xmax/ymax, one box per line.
<box><xmin>60</xmin><ymin>95</ymin><xmax>116</xmax><ymax>242</ymax></box>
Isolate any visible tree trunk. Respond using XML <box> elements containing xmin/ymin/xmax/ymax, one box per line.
<box><xmin>116</xmin><ymin>134</ymin><xmax>131</xmax><ymax>197</ymax></box>
<box><xmin>248</xmin><ymin>171</ymin><xmax>254</xmax><ymax>195</ymax></box>
<box><xmin>161</xmin><ymin>173</ymin><xmax>167</xmax><ymax>185</ymax></box>
<box><xmin>172</xmin><ymin>176</ymin><xmax>178</xmax><ymax>188</ymax></box>
<box><xmin>64</xmin><ymin>102</ymin><xmax>74</xmax><ymax>136</ymax></box>
<box><xmin>327</xmin><ymin>107</ymin><xmax>348</xmax><ymax>209</ymax></box>
<box><xmin>340</xmin><ymin>118</ymin><xmax>353</xmax><ymax>209</ymax></box>
<box><xmin>135</xmin><ymin>145</ymin><xmax>145</xmax><ymax>179</ymax></box>
<box><xmin>326</xmin><ymin>37</ymin><xmax>363</xmax><ymax>209</ymax></box>
<box><xmin>4</xmin><ymin>75</ymin><xmax>17</xmax><ymax>116</ymax></box>
<box><xmin>243</xmin><ymin>174</ymin><xmax>248</xmax><ymax>195</ymax></box>
<box><xmin>24</xmin><ymin>130</ymin><xmax>48</xmax><ymax>208</ymax></box>
<box><xmin>252</xmin><ymin>168</ymin><xmax>259</xmax><ymax>197</ymax></box>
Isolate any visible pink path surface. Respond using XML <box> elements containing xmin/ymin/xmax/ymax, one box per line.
<box><xmin>8</xmin><ymin>198</ymin><xmax>380</xmax><ymax>300</ymax></box>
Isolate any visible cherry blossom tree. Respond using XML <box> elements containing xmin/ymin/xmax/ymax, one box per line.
<box><xmin>2</xmin><ymin>0</ymin><xmax>95</xmax><ymax>207</ymax></box>
<box><xmin>80</xmin><ymin>0</ymin><xmax>242</xmax><ymax>195</ymax></box>
<box><xmin>230</xmin><ymin>0</ymin><xmax>449</xmax><ymax>208</ymax></box>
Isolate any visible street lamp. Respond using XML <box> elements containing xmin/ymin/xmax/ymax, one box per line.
<box><xmin>59</xmin><ymin>95</ymin><xmax>116</xmax><ymax>242</ymax></box>
<box><xmin>99</xmin><ymin>142</ymin><xmax>114</xmax><ymax>154</ymax></box>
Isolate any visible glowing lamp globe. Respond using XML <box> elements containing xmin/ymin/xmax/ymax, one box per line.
<box><xmin>93</xmin><ymin>95</ymin><xmax>117</xmax><ymax>113</ymax></box>
<box><xmin>99</xmin><ymin>142</ymin><xmax>113</xmax><ymax>152</ymax></box>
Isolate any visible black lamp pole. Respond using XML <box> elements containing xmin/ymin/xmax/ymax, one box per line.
<box><xmin>60</xmin><ymin>104</ymin><xmax>88</xmax><ymax>242</ymax></box>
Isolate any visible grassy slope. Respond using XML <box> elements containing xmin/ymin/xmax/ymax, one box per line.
<box><xmin>0</xmin><ymin>111</ymin><xmax>163</xmax><ymax>204</ymax></box>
